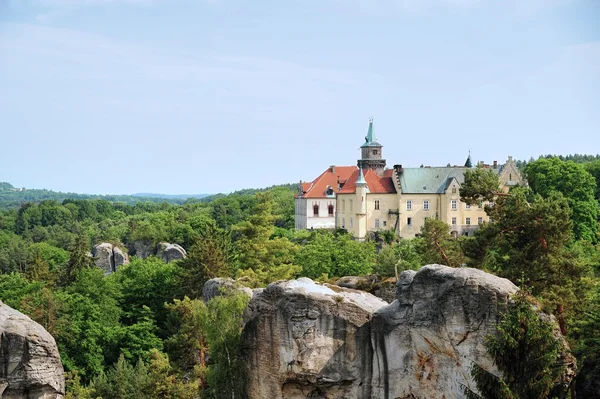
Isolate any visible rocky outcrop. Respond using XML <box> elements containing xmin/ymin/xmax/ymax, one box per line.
<box><xmin>202</xmin><ymin>278</ymin><xmax>253</xmax><ymax>303</ymax></box>
<box><xmin>156</xmin><ymin>242</ymin><xmax>186</xmax><ymax>263</ymax></box>
<box><xmin>130</xmin><ymin>240</ymin><xmax>154</xmax><ymax>260</ymax></box>
<box><xmin>0</xmin><ymin>301</ymin><xmax>65</xmax><ymax>398</ymax></box>
<box><xmin>336</xmin><ymin>275</ymin><xmax>397</xmax><ymax>303</ymax></box>
<box><xmin>243</xmin><ymin>266</ymin><xmax>576</xmax><ymax>399</ymax></box>
<box><xmin>241</xmin><ymin>278</ymin><xmax>388</xmax><ymax>399</ymax></box>
<box><xmin>92</xmin><ymin>243</ymin><xmax>129</xmax><ymax>275</ymax></box>
<box><xmin>371</xmin><ymin>265</ymin><xmax>519</xmax><ymax>398</ymax></box>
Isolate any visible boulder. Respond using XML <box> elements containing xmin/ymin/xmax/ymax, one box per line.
<box><xmin>336</xmin><ymin>275</ymin><xmax>396</xmax><ymax>303</ymax></box>
<box><xmin>0</xmin><ymin>301</ymin><xmax>65</xmax><ymax>398</ymax></box>
<box><xmin>241</xmin><ymin>278</ymin><xmax>388</xmax><ymax>399</ymax></box>
<box><xmin>371</xmin><ymin>265</ymin><xmax>538</xmax><ymax>398</ymax></box>
<box><xmin>130</xmin><ymin>240</ymin><xmax>153</xmax><ymax>259</ymax></box>
<box><xmin>202</xmin><ymin>278</ymin><xmax>253</xmax><ymax>303</ymax></box>
<box><xmin>92</xmin><ymin>243</ymin><xmax>129</xmax><ymax>275</ymax></box>
<box><xmin>156</xmin><ymin>242</ymin><xmax>187</xmax><ymax>263</ymax></box>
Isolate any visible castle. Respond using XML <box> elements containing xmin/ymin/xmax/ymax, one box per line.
<box><xmin>294</xmin><ymin>119</ymin><xmax>523</xmax><ymax>240</ymax></box>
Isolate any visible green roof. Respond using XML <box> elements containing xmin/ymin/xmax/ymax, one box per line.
<box><xmin>360</xmin><ymin>118</ymin><xmax>382</xmax><ymax>148</ymax></box>
<box><xmin>398</xmin><ymin>167</ymin><xmax>469</xmax><ymax>194</ymax></box>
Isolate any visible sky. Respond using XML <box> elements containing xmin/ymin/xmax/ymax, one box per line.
<box><xmin>0</xmin><ymin>0</ymin><xmax>599</xmax><ymax>195</ymax></box>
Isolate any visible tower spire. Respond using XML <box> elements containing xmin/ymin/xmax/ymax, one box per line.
<box><xmin>365</xmin><ymin>117</ymin><xmax>374</xmax><ymax>144</ymax></box>
<box><xmin>465</xmin><ymin>150</ymin><xmax>473</xmax><ymax>168</ymax></box>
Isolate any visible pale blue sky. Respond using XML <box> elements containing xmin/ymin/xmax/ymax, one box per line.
<box><xmin>1</xmin><ymin>0</ymin><xmax>599</xmax><ymax>194</ymax></box>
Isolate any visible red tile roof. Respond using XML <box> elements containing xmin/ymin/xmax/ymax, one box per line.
<box><xmin>338</xmin><ymin>168</ymin><xmax>397</xmax><ymax>194</ymax></box>
<box><xmin>297</xmin><ymin>166</ymin><xmax>358</xmax><ymax>199</ymax></box>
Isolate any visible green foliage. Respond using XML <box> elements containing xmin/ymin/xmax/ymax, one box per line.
<box><xmin>295</xmin><ymin>230</ymin><xmax>376</xmax><ymax>279</ymax></box>
<box><xmin>420</xmin><ymin>218</ymin><xmax>466</xmax><ymax>267</ymax></box>
<box><xmin>584</xmin><ymin>159</ymin><xmax>600</xmax><ymax>201</ymax></box>
<box><xmin>373</xmin><ymin>239</ymin><xmax>423</xmax><ymax>277</ymax></box>
<box><xmin>234</xmin><ymin>192</ymin><xmax>300</xmax><ymax>287</ymax></box>
<box><xmin>465</xmin><ymin>292</ymin><xmax>567</xmax><ymax>399</ymax></box>
<box><xmin>164</xmin><ymin>294</ymin><xmax>249</xmax><ymax>398</ymax></box>
<box><xmin>461</xmin><ymin>167</ymin><xmax>504</xmax><ymax>205</ymax></box>
<box><xmin>178</xmin><ymin>223</ymin><xmax>237</xmax><ymax>299</ymax></box>
<box><xmin>524</xmin><ymin>157</ymin><xmax>599</xmax><ymax>242</ymax></box>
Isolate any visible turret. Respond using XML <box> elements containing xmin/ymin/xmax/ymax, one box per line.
<box><xmin>358</xmin><ymin>118</ymin><xmax>386</xmax><ymax>175</ymax></box>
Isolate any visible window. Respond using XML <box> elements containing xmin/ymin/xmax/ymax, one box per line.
<box><xmin>375</xmin><ymin>200</ymin><xmax>380</xmax><ymax>210</ymax></box>
<box><xmin>465</xmin><ymin>203</ymin><xmax>471</xmax><ymax>210</ymax></box>
<box><xmin>313</xmin><ymin>204</ymin><xmax>319</xmax><ymax>217</ymax></box>
<box><xmin>452</xmin><ymin>217</ymin><xmax>457</xmax><ymax>225</ymax></box>
<box><xmin>407</xmin><ymin>217</ymin><xmax>412</xmax><ymax>226</ymax></box>
<box><xmin>350</xmin><ymin>217</ymin><xmax>353</xmax><ymax>228</ymax></box>
<box><xmin>372</xmin><ymin>149</ymin><xmax>378</xmax><ymax>155</ymax></box>
<box><xmin>424</xmin><ymin>200</ymin><xmax>429</xmax><ymax>211</ymax></box>
<box><xmin>478</xmin><ymin>217</ymin><xmax>483</xmax><ymax>224</ymax></box>
<box><xmin>383</xmin><ymin>221</ymin><xmax>387</xmax><ymax>227</ymax></box>
<box><xmin>375</xmin><ymin>218</ymin><xmax>380</xmax><ymax>228</ymax></box>
<box><xmin>451</xmin><ymin>200</ymin><xmax>457</xmax><ymax>210</ymax></box>
<box><xmin>328</xmin><ymin>204</ymin><xmax>334</xmax><ymax>216</ymax></box>
<box><xmin>452</xmin><ymin>187</ymin><xmax>457</xmax><ymax>193</ymax></box>
<box><xmin>342</xmin><ymin>217</ymin><xmax>345</xmax><ymax>228</ymax></box>
<box><xmin>466</xmin><ymin>217</ymin><xmax>471</xmax><ymax>225</ymax></box>
<box><xmin>406</xmin><ymin>200</ymin><xmax>412</xmax><ymax>211</ymax></box>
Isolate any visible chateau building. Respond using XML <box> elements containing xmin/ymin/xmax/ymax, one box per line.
<box><xmin>295</xmin><ymin>119</ymin><xmax>524</xmax><ymax>239</ymax></box>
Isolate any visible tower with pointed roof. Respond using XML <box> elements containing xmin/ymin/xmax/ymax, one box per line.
<box><xmin>358</xmin><ymin>118</ymin><xmax>386</xmax><ymax>176</ymax></box>
<box><xmin>464</xmin><ymin>151</ymin><xmax>473</xmax><ymax>168</ymax></box>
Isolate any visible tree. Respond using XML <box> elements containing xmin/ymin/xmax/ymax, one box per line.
<box><xmin>373</xmin><ymin>238</ymin><xmax>423</xmax><ymax>277</ymax></box>
<box><xmin>584</xmin><ymin>159</ymin><xmax>600</xmax><ymax>201</ymax></box>
<box><xmin>234</xmin><ymin>193</ymin><xmax>300</xmax><ymax>287</ymax></box>
<box><xmin>295</xmin><ymin>231</ymin><xmax>376</xmax><ymax>279</ymax></box>
<box><xmin>178</xmin><ymin>223</ymin><xmax>237</xmax><ymax>299</ymax></box>
<box><xmin>524</xmin><ymin>157</ymin><xmax>598</xmax><ymax>242</ymax></box>
<box><xmin>419</xmin><ymin>218</ymin><xmax>466</xmax><ymax>267</ymax></box>
<box><xmin>460</xmin><ymin>167</ymin><xmax>504</xmax><ymax>205</ymax></box>
<box><xmin>63</xmin><ymin>233</ymin><xmax>94</xmax><ymax>285</ymax></box>
<box><xmin>464</xmin><ymin>292</ymin><xmax>567</xmax><ymax>399</ymax></box>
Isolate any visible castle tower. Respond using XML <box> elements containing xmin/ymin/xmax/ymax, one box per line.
<box><xmin>358</xmin><ymin>118</ymin><xmax>386</xmax><ymax>175</ymax></box>
<box><xmin>355</xmin><ymin>168</ymin><xmax>369</xmax><ymax>240</ymax></box>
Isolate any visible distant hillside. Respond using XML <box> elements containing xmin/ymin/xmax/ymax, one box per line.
<box><xmin>0</xmin><ymin>182</ymin><xmax>188</xmax><ymax>210</ymax></box>
<box><xmin>0</xmin><ymin>181</ymin><xmax>297</xmax><ymax>210</ymax></box>
<box><xmin>132</xmin><ymin>193</ymin><xmax>211</xmax><ymax>200</ymax></box>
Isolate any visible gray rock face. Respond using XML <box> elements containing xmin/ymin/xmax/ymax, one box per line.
<box><xmin>202</xmin><ymin>278</ymin><xmax>253</xmax><ymax>303</ymax></box>
<box><xmin>241</xmin><ymin>278</ymin><xmax>388</xmax><ymax>399</ymax></box>
<box><xmin>0</xmin><ymin>301</ymin><xmax>65</xmax><ymax>399</ymax></box>
<box><xmin>371</xmin><ymin>265</ymin><xmax>519</xmax><ymax>399</ymax></box>
<box><xmin>92</xmin><ymin>243</ymin><xmax>129</xmax><ymax>275</ymax></box>
<box><xmin>156</xmin><ymin>242</ymin><xmax>187</xmax><ymax>263</ymax></box>
<box><xmin>242</xmin><ymin>266</ymin><xmax>575</xmax><ymax>399</ymax></box>
<box><xmin>130</xmin><ymin>240</ymin><xmax>153</xmax><ymax>259</ymax></box>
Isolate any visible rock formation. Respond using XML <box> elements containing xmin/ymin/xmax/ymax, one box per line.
<box><xmin>0</xmin><ymin>301</ymin><xmax>65</xmax><ymax>399</ymax></box>
<box><xmin>202</xmin><ymin>278</ymin><xmax>253</xmax><ymax>303</ymax></box>
<box><xmin>241</xmin><ymin>278</ymin><xmax>388</xmax><ymax>399</ymax></box>
<box><xmin>242</xmin><ymin>266</ymin><xmax>576</xmax><ymax>399</ymax></box>
<box><xmin>156</xmin><ymin>242</ymin><xmax>187</xmax><ymax>263</ymax></box>
<box><xmin>92</xmin><ymin>243</ymin><xmax>129</xmax><ymax>274</ymax></box>
<box><xmin>130</xmin><ymin>240</ymin><xmax>154</xmax><ymax>259</ymax></box>
<box><xmin>371</xmin><ymin>265</ymin><xmax>519</xmax><ymax>398</ymax></box>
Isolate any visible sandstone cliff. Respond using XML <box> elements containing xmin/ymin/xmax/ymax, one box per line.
<box><xmin>241</xmin><ymin>266</ymin><xmax>576</xmax><ymax>399</ymax></box>
<box><xmin>241</xmin><ymin>278</ymin><xmax>388</xmax><ymax>399</ymax></box>
<box><xmin>0</xmin><ymin>301</ymin><xmax>65</xmax><ymax>399</ymax></box>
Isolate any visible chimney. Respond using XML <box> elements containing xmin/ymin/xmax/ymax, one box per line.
<box><xmin>493</xmin><ymin>160</ymin><xmax>498</xmax><ymax>169</ymax></box>
<box><xmin>393</xmin><ymin>164</ymin><xmax>404</xmax><ymax>174</ymax></box>
<box><xmin>330</xmin><ymin>165</ymin><xmax>336</xmax><ymax>173</ymax></box>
